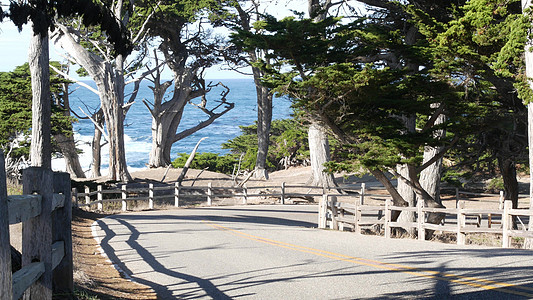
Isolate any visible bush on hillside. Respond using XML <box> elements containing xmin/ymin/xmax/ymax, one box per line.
<box><xmin>171</xmin><ymin>152</ymin><xmax>239</xmax><ymax>174</ymax></box>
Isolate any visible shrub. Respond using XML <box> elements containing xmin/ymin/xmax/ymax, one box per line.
<box><xmin>171</xmin><ymin>152</ymin><xmax>239</xmax><ymax>174</ymax></box>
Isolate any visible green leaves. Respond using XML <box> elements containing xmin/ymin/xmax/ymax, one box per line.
<box><xmin>0</xmin><ymin>63</ymin><xmax>75</xmax><ymax>159</ymax></box>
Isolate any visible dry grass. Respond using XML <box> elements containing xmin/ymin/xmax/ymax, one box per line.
<box><xmin>71</xmin><ymin>208</ymin><xmax>157</xmax><ymax>299</ymax></box>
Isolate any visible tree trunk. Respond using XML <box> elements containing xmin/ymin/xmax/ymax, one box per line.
<box><xmin>91</xmin><ymin>113</ymin><xmax>103</xmax><ymax>178</ymax></box>
<box><xmin>498</xmin><ymin>157</ymin><xmax>519</xmax><ymax>229</ymax></box>
<box><xmin>146</xmin><ymin>66</ymin><xmax>234</xmax><ymax>168</ymax></box>
<box><xmin>54</xmin><ymin>82</ymin><xmax>85</xmax><ymax>178</ymax></box>
<box><xmin>253</xmin><ymin>68</ymin><xmax>273</xmax><ymax>180</ymax></box>
<box><xmin>99</xmin><ymin>72</ymin><xmax>130</xmax><ymax>181</ymax></box>
<box><xmin>53</xmin><ymin>25</ymin><xmax>131</xmax><ymax>182</ymax></box>
<box><xmin>526</xmin><ymin>103</ymin><xmax>533</xmax><ymax>248</ymax></box>
<box><xmin>308</xmin><ymin>123</ymin><xmax>336</xmax><ymax>188</ymax></box>
<box><xmin>396</xmin><ymin>115</ymin><xmax>416</xmax><ymax>235</ymax></box>
<box><xmin>29</xmin><ymin>31</ymin><xmax>51</xmax><ymax>169</ymax></box>
<box><xmin>420</xmin><ymin>145</ymin><xmax>444</xmax><ymax>203</ymax></box>
<box><xmin>396</xmin><ymin>164</ymin><xmax>416</xmax><ymax>236</ymax></box>
<box><xmin>149</xmin><ymin>111</ymin><xmax>181</xmax><ymax>167</ymax></box>
<box><xmin>522</xmin><ymin>0</ymin><xmax>533</xmax><ymax>249</ymax></box>
<box><xmin>419</xmin><ymin>105</ymin><xmax>446</xmax><ymax>204</ymax></box>
<box><xmin>53</xmin><ymin>133</ymin><xmax>85</xmax><ymax>178</ymax></box>
<box><xmin>147</xmin><ymin>70</ymin><xmax>191</xmax><ymax>167</ymax></box>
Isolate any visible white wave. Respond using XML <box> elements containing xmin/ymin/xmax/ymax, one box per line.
<box><xmin>51</xmin><ymin>133</ymin><xmax>152</xmax><ymax>176</ymax></box>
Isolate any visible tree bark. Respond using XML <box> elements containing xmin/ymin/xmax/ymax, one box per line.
<box><xmin>419</xmin><ymin>105</ymin><xmax>446</xmax><ymax>204</ymax></box>
<box><xmin>146</xmin><ymin>67</ymin><xmax>234</xmax><ymax>168</ymax></box>
<box><xmin>29</xmin><ymin>31</ymin><xmax>51</xmax><ymax>169</ymax></box>
<box><xmin>53</xmin><ymin>133</ymin><xmax>85</xmax><ymax>178</ymax></box>
<box><xmin>53</xmin><ymin>26</ymin><xmax>131</xmax><ymax>181</ymax></box>
<box><xmin>522</xmin><ymin>0</ymin><xmax>533</xmax><ymax>249</ymax></box>
<box><xmin>147</xmin><ymin>70</ymin><xmax>193</xmax><ymax>167</ymax></box>
<box><xmin>253</xmin><ymin>66</ymin><xmax>273</xmax><ymax>180</ymax></box>
<box><xmin>53</xmin><ymin>82</ymin><xmax>85</xmax><ymax>178</ymax></box>
<box><xmin>526</xmin><ymin>102</ymin><xmax>533</xmax><ymax>248</ymax></box>
<box><xmin>396</xmin><ymin>115</ymin><xmax>416</xmax><ymax>235</ymax></box>
<box><xmin>90</xmin><ymin>109</ymin><xmax>104</xmax><ymax>178</ymax></box>
<box><xmin>308</xmin><ymin>123</ymin><xmax>336</xmax><ymax>188</ymax></box>
<box><xmin>396</xmin><ymin>164</ymin><xmax>416</xmax><ymax>235</ymax></box>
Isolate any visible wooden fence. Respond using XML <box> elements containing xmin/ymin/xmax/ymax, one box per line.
<box><xmin>72</xmin><ymin>182</ymin><xmax>330</xmax><ymax>211</ymax></box>
<box><xmin>319</xmin><ymin>189</ymin><xmax>533</xmax><ymax>248</ymax></box>
<box><xmin>1</xmin><ymin>162</ymin><xmax>72</xmax><ymax>299</ymax></box>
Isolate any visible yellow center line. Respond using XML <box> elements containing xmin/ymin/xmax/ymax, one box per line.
<box><xmin>202</xmin><ymin>220</ymin><xmax>533</xmax><ymax>298</ymax></box>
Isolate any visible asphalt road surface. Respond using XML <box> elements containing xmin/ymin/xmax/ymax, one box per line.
<box><xmin>93</xmin><ymin>205</ymin><xmax>533</xmax><ymax>299</ymax></box>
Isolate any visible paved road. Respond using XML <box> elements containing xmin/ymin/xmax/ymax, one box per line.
<box><xmin>93</xmin><ymin>205</ymin><xmax>533</xmax><ymax>299</ymax></box>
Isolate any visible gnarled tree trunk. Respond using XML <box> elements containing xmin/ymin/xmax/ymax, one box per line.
<box><xmin>53</xmin><ymin>25</ymin><xmax>131</xmax><ymax>181</ymax></box>
<box><xmin>146</xmin><ymin>65</ymin><xmax>234</xmax><ymax>168</ymax></box>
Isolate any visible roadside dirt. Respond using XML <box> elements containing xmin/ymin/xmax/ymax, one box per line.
<box><xmin>71</xmin><ymin>208</ymin><xmax>158</xmax><ymax>299</ymax></box>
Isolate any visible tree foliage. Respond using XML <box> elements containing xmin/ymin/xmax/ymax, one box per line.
<box><xmin>172</xmin><ymin>118</ymin><xmax>310</xmax><ymax>174</ymax></box>
<box><xmin>0</xmin><ymin>63</ymin><xmax>76</xmax><ymax>159</ymax></box>
<box><xmin>2</xmin><ymin>0</ymin><xmax>132</xmax><ymax>56</ymax></box>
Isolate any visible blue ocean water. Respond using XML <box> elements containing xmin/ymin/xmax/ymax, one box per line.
<box><xmin>55</xmin><ymin>78</ymin><xmax>293</xmax><ymax>174</ymax></box>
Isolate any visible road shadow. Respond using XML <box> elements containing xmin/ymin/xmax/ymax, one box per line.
<box><xmin>97</xmin><ymin>219</ymin><xmax>234</xmax><ymax>299</ymax></box>
<box><xmin>95</xmin><ymin>208</ymin><xmax>533</xmax><ymax>299</ymax></box>
<box><xmin>112</xmin><ymin>207</ymin><xmax>318</xmax><ymax>228</ymax></box>
<box><xmin>368</xmin><ymin>248</ymin><xmax>533</xmax><ymax>299</ymax></box>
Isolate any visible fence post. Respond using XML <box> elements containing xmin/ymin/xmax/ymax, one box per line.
<box><xmin>499</xmin><ymin>191</ymin><xmax>504</xmax><ymax>210</ymax></box>
<box><xmin>71</xmin><ymin>188</ymin><xmax>78</xmax><ymax>207</ymax></box>
<box><xmin>149</xmin><ymin>183</ymin><xmax>154</xmax><ymax>210</ymax></box>
<box><xmin>330</xmin><ymin>196</ymin><xmax>338</xmax><ymax>230</ymax></box>
<box><xmin>22</xmin><ymin>167</ymin><xmax>54</xmax><ymax>299</ymax></box>
<box><xmin>174</xmin><ymin>182</ymin><xmax>180</xmax><ymax>207</ymax></box>
<box><xmin>281</xmin><ymin>182</ymin><xmax>286</xmax><ymax>204</ymax></box>
<box><xmin>360</xmin><ymin>183</ymin><xmax>365</xmax><ymax>205</ymax></box>
<box><xmin>242</xmin><ymin>184</ymin><xmax>248</xmax><ymax>205</ymax></box>
<box><xmin>53</xmin><ymin>172</ymin><xmax>73</xmax><ymax>296</ymax></box>
<box><xmin>121</xmin><ymin>185</ymin><xmax>127</xmax><ymax>212</ymax></box>
<box><xmin>207</xmin><ymin>182</ymin><xmax>213</xmax><ymax>206</ymax></box>
<box><xmin>319</xmin><ymin>194</ymin><xmax>327</xmax><ymax>229</ymax></box>
<box><xmin>85</xmin><ymin>186</ymin><xmax>90</xmax><ymax>205</ymax></box>
<box><xmin>384</xmin><ymin>198</ymin><xmax>391</xmax><ymax>239</ymax></box>
<box><xmin>97</xmin><ymin>185</ymin><xmax>103</xmax><ymax>211</ymax></box>
<box><xmin>502</xmin><ymin>200</ymin><xmax>512</xmax><ymax>248</ymax></box>
<box><xmin>0</xmin><ymin>151</ymin><xmax>12</xmax><ymax>300</ymax></box>
<box><xmin>354</xmin><ymin>193</ymin><xmax>360</xmax><ymax>234</ymax></box>
<box><xmin>457</xmin><ymin>200</ymin><xmax>466</xmax><ymax>245</ymax></box>
<box><xmin>455</xmin><ymin>188</ymin><xmax>459</xmax><ymax>208</ymax></box>
<box><xmin>338</xmin><ymin>196</ymin><xmax>344</xmax><ymax>231</ymax></box>
<box><xmin>417</xmin><ymin>200</ymin><xmax>425</xmax><ymax>241</ymax></box>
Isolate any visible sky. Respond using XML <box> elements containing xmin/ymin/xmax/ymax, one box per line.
<box><xmin>0</xmin><ymin>22</ymin><xmax>250</xmax><ymax>80</ymax></box>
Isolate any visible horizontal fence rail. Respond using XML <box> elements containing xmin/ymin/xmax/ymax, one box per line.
<box><xmin>1</xmin><ymin>164</ymin><xmax>73</xmax><ymax>300</ymax></box>
<box><xmin>73</xmin><ymin>180</ymin><xmax>532</xmax><ymax>249</ymax></box>
<box><xmin>319</xmin><ymin>190</ymin><xmax>532</xmax><ymax>248</ymax></box>
<box><xmin>72</xmin><ymin>181</ymin><xmax>336</xmax><ymax>211</ymax></box>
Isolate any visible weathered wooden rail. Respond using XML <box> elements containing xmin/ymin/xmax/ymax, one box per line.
<box><xmin>72</xmin><ymin>182</ymin><xmax>332</xmax><ymax>211</ymax></box>
<box><xmin>1</xmin><ymin>153</ymin><xmax>72</xmax><ymax>299</ymax></box>
<box><xmin>319</xmin><ymin>190</ymin><xmax>533</xmax><ymax>248</ymax></box>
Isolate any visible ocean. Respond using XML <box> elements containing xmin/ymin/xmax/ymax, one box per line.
<box><xmin>51</xmin><ymin>78</ymin><xmax>293</xmax><ymax>175</ymax></box>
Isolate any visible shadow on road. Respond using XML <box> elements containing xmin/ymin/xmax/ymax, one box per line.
<box><xmin>98</xmin><ymin>219</ymin><xmax>235</xmax><ymax>299</ymax></box>
<box><xmin>113</xmin><ymin>207</ymin><xmax>318</xmax><ymax>228</ymax></box>
<box><xmin>95</xmin><ymin>207</ymin><xmax>533</xmax><ymax>299</ymax></box>
<box><xmin>371</xmin><ymin>249</ymin><xmax>533</xmax><ymax>299</ymax></box>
